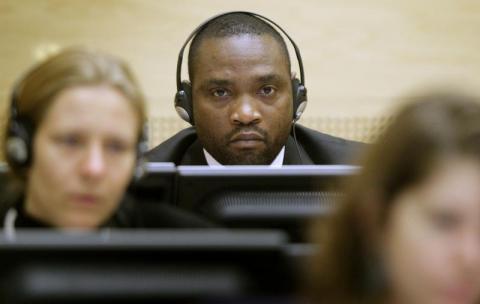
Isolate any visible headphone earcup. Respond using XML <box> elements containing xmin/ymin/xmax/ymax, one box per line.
<box><xmin>133</xmin><ymin>123</ymin><xmax>149</xmax><ymax>181</ymax></box>
<box><xmin>174</xmin><ymin>81</ymin><xmax>194</xmax><ymax>125</ymax></box>
<box><xmin>6</xmin><ymin>118</ymin><xmax>31</xmax><ymax>168</ymax></box>
<box><xmin>291</xmin><ymin>78</ymin><xmax>308</xmax><ymax>121</ymax></box>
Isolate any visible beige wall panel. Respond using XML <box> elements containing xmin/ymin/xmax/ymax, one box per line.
<box><xmin>1</xmin><ymin>0</ymin><xmax>479</xmax><ymax>145</ymax></box>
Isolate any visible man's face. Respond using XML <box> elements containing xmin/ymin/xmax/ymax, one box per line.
<box><xmin>191</xmin><ymin>35</ymin><xmax>293</xmax><ymax>165</ymax></box>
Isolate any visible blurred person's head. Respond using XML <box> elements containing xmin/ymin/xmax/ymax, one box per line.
<box><xmin>309</xmin><ymin>92</ymin><xmax>480</xmax><ymax>304</ymax></box>
<box><xmin>3</xmin><ymin>47</ymin><xmax>146</xmax><ymax>230</ymax></box>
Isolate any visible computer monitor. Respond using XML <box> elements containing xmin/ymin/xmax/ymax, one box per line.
<box><xmin>176</xmin><ymin>165</ymin><xmax>358</xmax><ymax>242</ymax></box>
<box><xmin>0</xmin><ymin>229</ymin><xmax>298</xmax><ymax>303</ymax></box>
<box><xmin>127</xmin><ymin>162</ymin><xmax>176</xmax><ymax>204</ymax></box>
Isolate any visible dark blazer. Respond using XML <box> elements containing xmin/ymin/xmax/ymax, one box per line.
<box><xmin>146</xmin><ymin>124</ymin><xmax>363</xmax><ymax>165</ymax></box>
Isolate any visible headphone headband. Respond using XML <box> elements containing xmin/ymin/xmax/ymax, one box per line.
<box><xmin>176</xmin><ymin>11</ymin><xmax>306</xmax><ymax>90</ymax></box>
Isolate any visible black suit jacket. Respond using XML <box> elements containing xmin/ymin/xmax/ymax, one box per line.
<box><xmin>146</xmin><ymin>124</ymin><xmax>363</xmax><ymax>165</ymax></box>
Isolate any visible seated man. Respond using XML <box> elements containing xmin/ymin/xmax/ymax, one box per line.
<box><xmin>147</xmin><ymin>12</ymin><xmax>362</xmax><ymax>166</ymax></box>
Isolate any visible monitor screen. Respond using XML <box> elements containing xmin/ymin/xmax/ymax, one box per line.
<box><xmin>176</xmin><ymin>165</ymin><xmax>358</xmax><ymax>242</ymax></box>
<box><xmin>127</xmin><ymin>162</ymin><xmax>176</xmax><ymax>204</ymax></box>
<box><xmin>0</xmin><ymin>229</ymin><xmax>297</xmax><ymax>303</ymax></box>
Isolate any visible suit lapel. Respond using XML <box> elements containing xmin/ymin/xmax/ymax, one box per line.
<box><xmin>283</xmin><ymin>136</ymin><xmax>314</xmax><ymax>165</ymax></box>
<box><xmin>180</xmin><ymin>139</ymin><xmax>208</xmax><ymax>165</ymax></box>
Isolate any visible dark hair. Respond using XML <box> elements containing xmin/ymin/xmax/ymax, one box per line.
<box><xmin>307</xmin><ymin>91</ymin><xmax>480</xmax><ymax>304</ymax></box>
<box><xmin>187</xmin><ymin>12</ymin><xmax>291</xmax><ymax>82</ymax></box>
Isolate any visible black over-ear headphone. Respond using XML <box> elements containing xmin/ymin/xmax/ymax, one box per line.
<box><xmin>6</xmin><ymin>81</ymin><xmax>32</xmax><ymax>169</ymax></box>
<box><xmin>6</xmin><ymin>77</ymin><xmax>149</xmax><ymax>180</ymax></box>
<box><xmin>174</xmin><ymin>11</ymin><xmax>308</xmax><ymax>125</ymax></box>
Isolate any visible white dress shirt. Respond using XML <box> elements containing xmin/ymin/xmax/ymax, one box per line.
<box><xmin>203</xmin><ymin>146</ymin><xmax>285</xmax><ymax>167</ymax></box>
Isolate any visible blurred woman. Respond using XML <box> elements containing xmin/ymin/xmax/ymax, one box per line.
<box><xmin>308</xmin><ymin>92</ymin><xmax>480</xmax><ymax>304</ymax></box>
<box><xmin>1</xmin><ymin>48</ymin><xmax>209</xmax><ymax>231</ymax></box>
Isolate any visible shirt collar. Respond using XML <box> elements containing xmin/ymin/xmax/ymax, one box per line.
<box><xmin>203</xmin><ymin>146</ymin><xmax>285</xmax><ymax>167</ymax></box>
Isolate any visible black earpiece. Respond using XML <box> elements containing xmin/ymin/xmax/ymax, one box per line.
<box><xmin>174</xmin><ymin>81</ymin><xmax>193</xmax><ymax>124</ymax></box>
<box><xmin>291</xmin><ymin>78</ymin><xmax>308</xmax><ymax>122</ymax></box>
<box><xmin>6</xmin><ymin>83</ymin><xmax>32</xmax><ymax>169</ymax></box>
<box><xmin>133</xmin><ymin>123</ymin><xmax>150</xmax><ymax>181</ymax></box>
<box><xmin>174</xmin><ymin>11</ymin><xmax>308</xmax><ymax>125</ymax></box>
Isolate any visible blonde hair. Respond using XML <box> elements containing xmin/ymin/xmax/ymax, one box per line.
<box><xmin>4</xmin><ymin>47</ymin><xmax>146</xmax><ymax>178</ymax></box>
